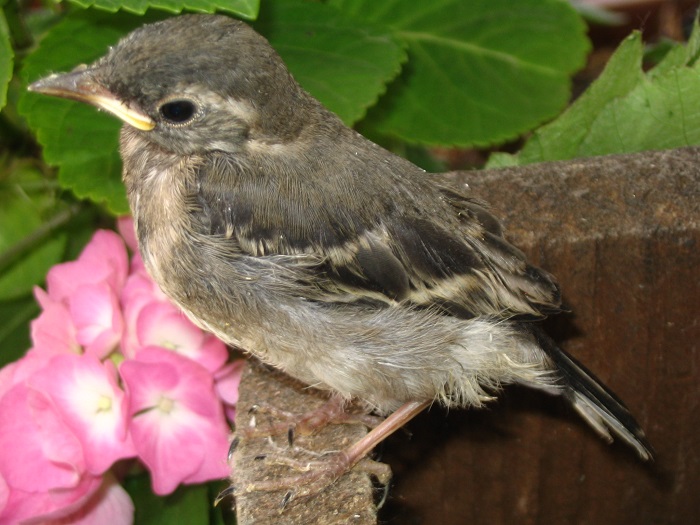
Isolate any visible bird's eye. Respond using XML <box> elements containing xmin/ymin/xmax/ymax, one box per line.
<box><xmin>159</xmin><ymin>100</ymin><xmax>198</xmax><ymax>124</ymax></box>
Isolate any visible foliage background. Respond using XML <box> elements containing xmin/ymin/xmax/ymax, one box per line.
<box><xmin>1</xmin><ymin>0</ymin><xmax>699</xmax><ymax>522</ymax></box>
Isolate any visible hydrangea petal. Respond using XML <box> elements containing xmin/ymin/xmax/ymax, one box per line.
<box><xmin>28</xmin><ymin>355</ymin><xmax>136</xmax><ymax>475</ymax></box>
<box><xmin>0</xmin><ymin>384</ymin><xmax>84</xmax><ymax>492</ymax></box>
<box><xmin>116</xmin><ymin>216</ymin><xmax>138</xmax><ymax>253</ymax></box>
<box><xmin>120</xmin><ymin>269</ymin><xmax>166</xmax><ymax>359</ymax></box>
<box><xmin>136</xmin><ymin>302</ymin><xmax>227</xmax><ymax>372</ymax></box>
<box><xmin>0</xmin><ymin>473</ymin><xmax>102</xmax><ymax>525</ymax></box>
<box><xmin>46</xmin><ymin>231</ymin><xmax>128</xmax><ymax>302</ymax></box>
<box><xmin>70</xmin><ymin>284</ymin><xmax>124</xmax><ymax>358</ymax></box>
<box><xmin>44</xmin><ymin>474</ymin><xmax>133</xmax><ymax>525</ymax></box>
<box><xmin>30</xmin><ymin>292</ymin><xmax>79</xmax><ymax>356</ymax></box>
<box><xmin>120</xmin><ymin>348</ymin><xmax>229</xmax><ymax>494</ymax></box>
<box><xmin>214</xmin><ymin>360</ymin><xmax>244</xmax><ymax>422</ymax></box>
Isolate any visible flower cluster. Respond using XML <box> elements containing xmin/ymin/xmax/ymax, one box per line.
<box><xmin>0</xmin><ymin>219</ymin><xmax>242</xmax><ymax>525</ymax></box>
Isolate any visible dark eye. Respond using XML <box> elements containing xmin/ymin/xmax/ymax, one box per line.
<box><xmin>159</xmin><ymin>100</ymin><xmax>197</xmax><ymax>124</ymax></box>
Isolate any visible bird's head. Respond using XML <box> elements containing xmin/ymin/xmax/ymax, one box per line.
<box><xmin>29</xmin><ymin>14</ymin><xmax>316</xmax><ymax>155</ymax></box>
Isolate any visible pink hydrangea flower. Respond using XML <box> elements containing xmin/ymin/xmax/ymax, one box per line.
<box><xmin>35</xmin><ymin>230</ymin><xmax>128</xmax><ymax>360</ymax></box>
<box><xmin>120</xmin><ymin>266</ymin><xmax>165</xmax><ymax>359</ymax></box>
<box><xmin>0</xmin><ymin>471</ymin><xmax>103</xmax><ymax>525</ymax></box>
<box><xmin>120</xmin><ymin>347</ymin><xmax>230</xmax><ymax>495</ymax></box>
<box><xmin>27</xmin><ymin>354</ymin><xmax>136</xmax><ymax>475</ymax></box>
<box><xmin>30</xmin><ymin>290</ymin><xmax>80</xmax><ymax>356</ymax></box>
<box><xmin>69</xmin><ymin>283</ymin><xmax>124</xmax><ymax>359</ymax></box>
<box><xmin>215</xmin><ymin>360</ymin><xmax>245</xmax><ymax>422</ymax></box>
<box><xmin>135</xmin><ymin>301</ymin><xmax>227</xmax><ymax>373</ymax></box>
<box><xmin>0</xmin><ymin>218</ymin><xmax>242</xmax><ymax>524</ymax></box>
<box><xmin>43</xmin><ymin>474</ymin><xmax>134</xmax><ymax>525</ymax></box>
<box><xmin>0</xmin><ymin>371</ymin><xmax>104</xmax><ymax>525</ymax></box>
<box><xmin>45</xmin><ymin>230</ymin><xmax>128</xmax><ymax>303</ymax></box>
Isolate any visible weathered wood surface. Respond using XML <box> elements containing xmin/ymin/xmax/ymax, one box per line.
<box><xmin>231</xmin><ymin>147</ymin><xmax>700</xmax><ymax>525</ymax></box>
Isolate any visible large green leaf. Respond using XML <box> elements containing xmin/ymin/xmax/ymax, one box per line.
<box><xmin>0</xmin><ymin>296</ymin><xmax>38</xmax><ymax>366</ymax></box>
<box><xmin>0</xmin><ymin>10</ymin><xmax>12</xmax><ymax>110</ymax></box>
<box><xmin>19</xmin><ymin>10</ymin><xmax>168</xmax><ymax>214</ymax></box>
<box><xmin>66</xmin><ymin>0</ymin><xmax>260</xmax><ymax>20</ymax></box>
<box><xmin>332</xmin><ymin>0</ymin><xmax>590</xmax><ymax>146</ymax></box>
<box><xmin>0</xmin><ymin>165</ymin><xmax>67</xmax><ymax>300</ymax></box>
<box><xmin>489</xmin><ymin>16</ymin><xmax>700</xmax><ymax>167</ymax></box>
<box><xmin>254</xmin><ymin>0</ymin><xmax>406</xmax><ymax>124</ymax></box>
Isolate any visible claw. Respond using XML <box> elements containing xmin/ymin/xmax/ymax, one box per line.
<box><xmin>228</xmin><ymin>436</ymin><xmax>240</xmax><ymax>460</ymax></box>
<box><xmin>281</xmin><ymin>490</ymin><xmax>294</xmax><ymax>508</ymax></box>
<box><xmin>375</xmin><ymin>480</ymin><xmax>390</xmax><ymax>510</ymax></box>
<box><xmin>214</xmin><ymin>485</ymin><xmax>236</xmax><ymax>506</ymax></box>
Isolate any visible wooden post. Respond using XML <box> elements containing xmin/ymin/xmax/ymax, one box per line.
<box><xmin>231</xmin><ymin>361</ymin><xmax>378</xmax><ymax>525</ymax></box>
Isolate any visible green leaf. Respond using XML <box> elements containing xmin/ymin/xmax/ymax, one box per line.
<box><xmin>332</xmin><ymin>0</ymin><xmax>590</xmax><ymax>146</ymax></box>
<box><xmin>0</xmin><ymin>164</ymin><xmax>67</xmax><ymax>300</ymax></box>
<box><xmin>489</xmin><ymin>16</ymin><xmax>700</xmax><ymax>167</ymax></box>
<box><xmin>125</xmin><ymin>473</ymin><xmax>211</xmax><ymax>525</ymax></box>
<box><xmin>489</xmin><ymin>32</ymin><xmax>645</xmax><ymax>167</ymax></box>
<box><xmin>254</xmin><ymin>0</ymin><xmax>406</xmax><ymax>125</ymax></box>
<box><xmin>66</xmin><ymin>0</ymin><xmax>260</xmax><ymax>20</ymax></box>
<box><xmin>0</xmin><ymin>10</ymin><xmax>12</xmax><ymax>110</ymax></box>
<box><xmin>0</xmin><ymin>295</ymin><xmax>37</xmax><ymax>367</ymax></box>
<box><xmin>19</xmin><ymin>10</ymin><xmax>160</xmax><ymax>214</ymax></box>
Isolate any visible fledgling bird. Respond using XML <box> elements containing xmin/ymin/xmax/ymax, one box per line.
<box><xmin>30</xmin><ymin>14</ymin><xmax>653</xmax><ymax>497</ymax></box>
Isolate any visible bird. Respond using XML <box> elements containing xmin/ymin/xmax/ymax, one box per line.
<box><xmin>30</xmin><ymin>13</ymin><xmax>653</xmax><ymax>499</ymax></box>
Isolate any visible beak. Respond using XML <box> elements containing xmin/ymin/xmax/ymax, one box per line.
<box><xmin>29</xmin><ymin>68</ymin><xmax>156</xmax><ymax>132</ymax></box>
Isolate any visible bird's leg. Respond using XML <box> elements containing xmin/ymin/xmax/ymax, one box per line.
<box><xmin>231</xmin><ymin>396</ymin><xmax>385</xmax><ymax>452</ymax></box>
<box><xmin>234</xmin><ymin>400</ymin><xmax>430</xmax><ymax>502</ymax></box>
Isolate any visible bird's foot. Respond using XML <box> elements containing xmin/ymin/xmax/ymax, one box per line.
<box><xmin>226</xmin><ymin>401</ymin><xmax>429</xmax><ymax>506</ymax></box>
<box><xmin>230</xmin><ymin>397</ymin><xmax>383</xmax><ymax>454</ymax></box>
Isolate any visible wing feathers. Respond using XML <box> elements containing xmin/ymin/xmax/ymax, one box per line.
<box><xmin>195</xmin><ymin>162</ymin><xmax>561</xmax><ymax>319</ymax></box>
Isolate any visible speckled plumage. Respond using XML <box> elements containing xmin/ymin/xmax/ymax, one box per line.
<box><xmin>30</xmin><ymin>14</ymin><xmax>653</xmax><ymax>461</ymax></box>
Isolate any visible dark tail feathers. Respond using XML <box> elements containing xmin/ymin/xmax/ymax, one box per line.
<box><xmin>530</xmin><ymin>326</ymin><xmax>654</xmax><ymax>461</ymax></box>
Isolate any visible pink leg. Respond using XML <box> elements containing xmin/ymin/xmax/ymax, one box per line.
<box><xmin>236</xmin><ymin>400</ymin><xmax>430</xmax><ymax>501</ymax></box>
<box><xmin>230</xmin><ymin>396</ymin><xmax>386</xmax><ymax>456</ymax></box>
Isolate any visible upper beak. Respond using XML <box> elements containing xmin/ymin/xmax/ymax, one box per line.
<box><xmin>28</xmin><ymin>68</ymin><xmax>156</xmax><ymax>132</ymax></box>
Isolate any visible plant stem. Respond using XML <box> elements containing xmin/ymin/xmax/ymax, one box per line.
<box><xmin>0</xmin><ymin>204</ymin><xmax>79</xmax><ymax>274</ymax></box>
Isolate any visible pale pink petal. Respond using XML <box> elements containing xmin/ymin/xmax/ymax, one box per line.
<box><xmin>0</xmin><ymin>473</ymin><xmax>102</xmax><ymax>525</ymax></box>
<box><xmin>0</xmin><ymin>352</ymin><xmax>49</xmax><ymax>399</ymax></box>
<box><xmin>214</xmin><ymin>360</ymin><xmax>244</xmax><ymax>422</ymax></box>
<box><xmin>129</xmin><ymin>251</ymin><xmax>146</xmax><ymax>273</ymax></box>
<box><xmin>46</xmin><ymin>231</ymin><xmax>128</xmax><ymax>302</ymax></box>
<box><xmin>136</xmin><ymin>302</ymin><xmax>227</xmax><ymax>372</ymax></box>
<box><xmin>120</xmin><ymin>270</ymin><xmax>166</xmax><ymax>359</ymax></box>
<box><xmin>44</xmin><ymin>474</ymin><xmax>133</xmax><ymax>525</ymax></box>
<box><xmin>116</xmin><ymin>216</ymin><xmax>138</xmax><ymax>253</ymax></box>
<box><xmin>28</xmin><ymin>355</ymin><xmax>136</xmax><ymax>475</ymax></box>
<box><xmin>33</xmin><ymin>287</ymin><xmax>53</xmax><ymax>310</ymax></box>
<box><xmin>0</xmin><ymin>384</ymin><xmax>84</xmax><ymax>492</ymax></box>
<box><xmin>136</xmin><ymin>302</ymin><xmax>201</xmax><ymax>352</ymax></box>
<box><xmin>0</xmin><ymin>473</ymin><xmax>8</xmax><ymax>517</ymax></box>
<box><xmin>198</xmin><ymin>335</ymin><xmax>229</xmax><ymax>373</ymax></box>
<box><xmin>69</xmin><ymin>284</ymin><xmax>124</xmax><ymax>359</ymax></box>
<box><xmin>120</xmin><ymin>348</ymin><xmax>230</xmax><ymax>494</ymax></box>
<box><xmin>30</xmin><ymin>295</ymin><xmax>80</xmax><ymax>356</ymax></box>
